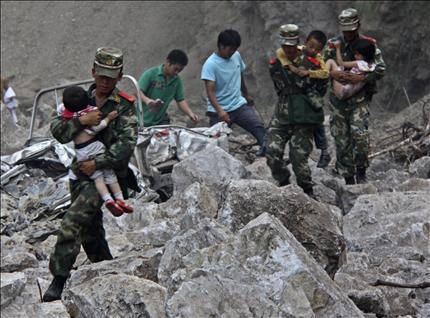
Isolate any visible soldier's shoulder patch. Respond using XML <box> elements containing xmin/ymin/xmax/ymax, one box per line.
<box><xmin>307</xmin><ymin>56</ymin><xmax>320</xmax><ymax>66</ymax></box>
<box><xmin>360</xmin><ymin>35</ymin><xmax>377</xmax><ymax>44</ymax></box>
<box><xmin>118</xmin><ymin>91</ymin><xmax>135</xmax><ymax>103</ymax></box>
<box><xmin>268</xmin><ymin>57</ymin><xmax>277</xmax><ymax>65</ymax></box>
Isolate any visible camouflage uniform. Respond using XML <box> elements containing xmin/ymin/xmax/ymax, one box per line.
<box><xmin>322</xmin><ymin>8</ymin><xmax>386</xmax><ymax>182</ymax></box>
<box><xmin>48</xmin><ymin>48</ymin><xmax>138</xmax><ymax>278</ymax></box>
<box><xmin>266</xmin><ymin>25</ymin><xmax>328</xmax><ymax>193</ymax></box>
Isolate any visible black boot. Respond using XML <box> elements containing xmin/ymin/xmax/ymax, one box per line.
<box><xmin>317</xmin><ymin>152</ymin><xmax>331</xmax><ymax>168</ymax></box>
<box><xmin>345</xmin><ymin>176</ymin><xmax>355</xmax><ymax>185</ymax></box>
<box><xmin>279</xmin><ymin>177</ymin><xmax>290</xmax><ymax>187</ymax></box>
<box><xmin>42</xmin><ymin>276</ymin><xmax>67</xmax><ymax>302</ymax></box>
<box><xmin>303</xmin><ymin>187</ymin><xmax>314</xmax><ymax>196</ymax></box>
<box><xmin>356</xmin><ymin>167</ymin><xmax>367</xmax><ymax>184</ymax></box>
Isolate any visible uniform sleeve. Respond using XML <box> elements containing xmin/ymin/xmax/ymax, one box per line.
<box><xmin>322</xmin><ymin>40</ymin><xmax>337</xmax><ymax>62</ymax></box>
<box><xmin>174</xmin><ymin>77</ymin><xmax>185</xmax><ymax>102</ymax></box>
<box><xmin>93</xmin><ymin>100</ymin><xmax>138</xmax><ymax>170</ymax></box>
<box><xmin>50</xmin><ymin>115</ymin><xmax>85</xmax><ymax>144</ymax></box>
<box><xmin>201</xmin><ymin>59</ymin><xmax>216</xmax><ymax>82</ymax></box>
<box><xmin>276</xmin><ymin>48</ymin><xmax>292</xmax><ymax>67</ymax></box>
<box><xmin>138</xmin><ymin>69</ymin><xmax>152</xmax><ymax>93</ymax></box>
<box><xmin>308</xmin><ymin>56</ymin><xmax>329</xmax><ymax>79</ymax></box>
<box><xmin>364</xmin><ymin>46</ymin><xmax>386</xmax><ymax>83</ymax></box>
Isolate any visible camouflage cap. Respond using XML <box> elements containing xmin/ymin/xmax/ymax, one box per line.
<box><xmin>278</xmin><ymin>24</ymin><xmax>300</xmax><ymax>46</ymax></box>
<box><xmin>93</xmin><ymin>47</ymin><xmax>123</xmax><ymax>78</ymax></box>
<box><xmin>338</xmin><ymin>8</ymin><xmax>360</xmax><ymax>31</ymax></box>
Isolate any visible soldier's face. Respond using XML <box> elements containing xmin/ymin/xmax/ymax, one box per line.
<box><xmin>218</xmin><ymin>45</ymin><xmax>238</xmax><ymax>59</ymax></box>
<box><xmin>92</xmin><ymin>70</ymin><xmax>122</xmax><ymax>95</ymax></box>
<box><xmin>282</xmin><ymin>45</ymin><xmax>298</xmax><ymax>61</ymax></box>
<box><xmin>342</xmin><ymin>30</ymin><xmax>359</xmax><ymax>42</ymax></box>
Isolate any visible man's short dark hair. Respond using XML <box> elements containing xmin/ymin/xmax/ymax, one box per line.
<box><xmin>217</xmin><ymin>29</ymin><xmax>241</xmax><ymax>48</ymax></box>
<box><xmin>354</xmin><ymin>39</ymin><xmax>376</xmax><ymax>63</ymax></box>
<box><xmin>63</xmin><ymin>85</ymin><xmax>89</xmax><ymax>112</ymax></box>
<box><xmin>167</xmin><ymin>49</ymin><xmax>188</xmax><ymax>66</ymax></box>
<box><xmin>306</xmin><ymin>30</ymin><xmax>327</xmax><ymax>47</ymax></box>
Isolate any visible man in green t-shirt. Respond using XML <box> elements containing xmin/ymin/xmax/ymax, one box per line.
<box><xmin>138</xmin><ymin>49</ymin><xmax>199</xmax><ymax>127</ymax></box>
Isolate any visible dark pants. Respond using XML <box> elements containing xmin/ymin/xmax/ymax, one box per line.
<box><xmin>49</xmin><ymin>179</ymin><xmax>113</xmax><ymax>278</ymax></box>
<box><xmin>207</xmin><ymin>104</ymin><xmax>266</xmax><ymax>146</ymax></box>
<box><xmin>314</xmin><ymin>124</ymin><xmax>328</xmax><ymax>150</ymax></box>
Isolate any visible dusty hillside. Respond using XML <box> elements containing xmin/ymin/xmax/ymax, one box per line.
<box><xmin>1</xmin><ymin>1</ymin><xmax>430</xmax><ymax>151</ymax></box>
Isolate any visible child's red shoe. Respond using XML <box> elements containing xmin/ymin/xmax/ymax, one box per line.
<box><xmin>116</xmin><ymin>199</ymin><xmax>134</xmax><ymax>213</ymax></box>
<box><xmin>106</xmin><ymin>199</ymin><xmax>124</xmax><ymax>217</ymax></box>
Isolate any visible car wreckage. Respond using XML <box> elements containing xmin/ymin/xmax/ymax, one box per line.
<box><xmin>1</xmin><ymin>75</ymin><xmax>232</xmax><ymax>217</ymax></box>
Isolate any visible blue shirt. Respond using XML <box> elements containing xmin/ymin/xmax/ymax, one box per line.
<box><xmin>201</xmin><ymin>51</ymin><xmax>247</xmax><ymax>113</ymax></box>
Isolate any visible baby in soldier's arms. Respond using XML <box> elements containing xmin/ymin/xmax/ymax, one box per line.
<box><xmin>61</xmin><ymin>85</ymin><xmax>133</xmax><ymax>217</ymax></box>
<box><xmin>325</xmin><ymin>38</ymin><xmax>376</xmax><ymax>100</ymax></box>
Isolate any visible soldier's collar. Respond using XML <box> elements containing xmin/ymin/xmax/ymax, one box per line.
<box><xmin>88</xmin><ymin>84</ymin><xmax>120</xmax><ymax>103</ymax></box>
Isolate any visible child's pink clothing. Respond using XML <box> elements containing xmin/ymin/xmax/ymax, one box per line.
<box><xmin>336</xmin><ymin>60</ymin><xmax>375</xmax><ymax>100</ymax></box>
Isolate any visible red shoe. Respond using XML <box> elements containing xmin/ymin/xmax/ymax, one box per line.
<box><xmin>105</xmin><ymin>199</ymin><xmax>124</xmax><ymax>217</ymax></box>
<box><xmin>116</xmin><ymin>199</ymin><xmax>134</xmax><ymax>213</ymax></box>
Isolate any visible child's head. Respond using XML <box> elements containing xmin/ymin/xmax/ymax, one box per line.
<box><xmin>62</xmin><ymin>85</ymin><xmax>89</xmax><ymax>112</ymax></box>
<box><xmin>305</xmin><ymin>30</ymin><xmax>327</xmax><ymax>57</ymax></box>
<box><xmin>354</xmin><ymin>39</ymin><xmax>376</xmax><ymax>63</ymax></box>
<box><xmin>164</xmin><ymin>49</ymin><xmax>188</xmax><ymax>77</ymax></box>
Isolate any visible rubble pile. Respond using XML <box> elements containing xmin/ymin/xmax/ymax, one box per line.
<box><xmin>1</xmin><ymin>97</ymin><xmax>430</xmax><ymax>317</ymax></box>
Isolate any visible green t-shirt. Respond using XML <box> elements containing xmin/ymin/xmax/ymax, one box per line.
<box><xmin>138</xmin><ymin>64</ymin><xmax>185</xmax><ymax>126</ymax></box>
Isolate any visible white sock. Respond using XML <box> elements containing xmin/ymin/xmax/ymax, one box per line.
<box><xmin>113</xmin><ymin>192</ymin><xmax>124</xmax><ymax>200</ymax></box>
<box><xmin>102</xmin><ymin>194</ymin><xmax>113</xmax><ymax>202</ymax></box>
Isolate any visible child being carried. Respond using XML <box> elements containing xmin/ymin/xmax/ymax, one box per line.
<box><xmin>326</xmin><ymin>38</ymin><xmax>376</xmax><ymax>100</ymax></box>
<box><xmin>61</xmin><ymin>85</ymin><xmax>134</xmax><ymax>217</ymax></box>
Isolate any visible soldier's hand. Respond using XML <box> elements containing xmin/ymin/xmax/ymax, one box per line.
<box><xmin>297</xmin><ymin>69</ymin><xmax>310</xmax><ymax>77</ymax></box>
<box><xmin>79</xmin><ymin>160</ymin><xmax>96</xmax><ymax>176</ymax></box>
<box><xmin>218</xmin><ymin>110</ymin><xmax>231</xmax><ymax>124</ymax></box>
<box><xmin>80</xmin><ymin>110</ymin><xmax>102</xmax><ymax>126</ymax></box>
<box><xmin>330</xmin><ymin>70</ymin><xmax>348</xmax><ymax>83</ymax></box>
<box><xmin>343</xmin><ymin>73</ymin><xmax>365</xmax><ymax>84</ymax></box>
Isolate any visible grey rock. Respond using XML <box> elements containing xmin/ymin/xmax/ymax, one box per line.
<box><xmin>409</xmin><ymin>156</ymin><xmax>430</xmax><ymax>178</ymax></box>
<box><xmin>245</xmin><ymin>158</ymin><xmax>276</xmax><ymax>183</ymax></box>
<box><xmin>167</xmin><ymin>213</ymin><xmax>363</xmax><ymax>317</ymax></box>
<box><xmin>395</xmin><ymin>178</ymin><xmax>430</xmax><ymax>192</ymax></box>
<box><xmin>218</xmin><ymin>180</ymin><xmax>345</xmax><ymax>275</ymax></box>
<box><xmin>172</xmin><ymin>146</ymin><xmax>249</xmax><ymax>203</ymax></box>
<box><xmin>1</xmin><ymin>272</ymin><xmax>26</xmax><ymax>307</ymax></box>
<box><xmin>339</xmin><ymin>183</ymin><xmax>378</xmax><ymax>215</ymax></box>
<box><xmin>63</xmin><ymin>274</ymin><xmax>167</xmax><ymax>318</ymax></box>
<box><xmin>158</xmin><ymin>219</ymin><xmax>231</xmax><ymax>294</ymax></box>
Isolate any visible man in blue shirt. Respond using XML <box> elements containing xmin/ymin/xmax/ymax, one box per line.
<box><xmin>201</xmin><ymin>29</ymin><xmax>266</xmax><ymax>156</ymax></box>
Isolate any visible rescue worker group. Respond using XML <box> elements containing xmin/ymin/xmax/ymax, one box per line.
<box><xmin>41</xmin><ymin>7</ymin><xmax>385</xmax><ymax>302</ymax></box>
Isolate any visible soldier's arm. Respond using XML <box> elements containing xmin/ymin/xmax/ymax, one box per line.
<box><xmin>364</xmin><ymin>46</ymin><xmax>386</xmax><ymax>83</ymax></box>
<box><xmin>93</xmin><ymin>101</ymin><xmax>138</xmax><ymax>170</ymax></box>
<box><xmin>308</xmin><ymin>56</ymin><xmax>329</xmax><ymax>79</ymax></box>
<box><xmin>50</xmin><ymin>115</ymin><xmax>86</xmax><ymax>143</ymax></box>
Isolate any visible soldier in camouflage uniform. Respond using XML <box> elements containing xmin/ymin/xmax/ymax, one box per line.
<box><xmin>42</xmin><ymin>47</ymin><xmax>139</xmax><ymax>302</ymax></box>
<box><xmin>266</xmin><ymin>24</ymin><xmax>328</xmax><ymax>196</ymax></box>
<box><xmin>322</xmin><ymin>8</ymin><xmax>386</xmax><ymax>184</ymax></box>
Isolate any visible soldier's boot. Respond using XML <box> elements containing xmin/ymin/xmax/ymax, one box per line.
<box><xmin>303</xmin><ymin>186</ymin><xmax>315</xmax><ymax>198</ymax></box>
<box><xmin>279</xmin><ymin>177</ymin><xmax>290</xmax><ymax>187</ymax></box>
<box><xmin>317</xmin><ymin>151</ymin><xmax>331</xmax><ymax>168</ymax></box>
<box><xmin>356</xmin><ymin>167</ymin><xmax>368</xmax><ymax>184</ymax></box>
<box><xmin>42</xmin><ymin>276</ymin><xmax>67</xmax><ymax>302</ymax></box>
<box><xmin>345</xmin><ymin>176</ymin><xmax>355</xmax><ymax>185</ymax></box>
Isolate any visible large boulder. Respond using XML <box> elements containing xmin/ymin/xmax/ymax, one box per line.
<box><xmin>171</xmin><ymin>146</ymin><xmax>249</xmax><ymax>204</ymax></box>
<box><xmin>336</xmin><ymin>191</ymin><xmax>430</xmax><ymax>316</ymax></box>
<box><xmin>166</xmin><ymin>213</ymin><xmax>363</xmax><ymax>317</ymax></box>
<box><xmin>63</xmin><ymin>274</ymin><xmax>167</xmax><ymax>318</ymax></box>
<box><xmin>218</xmin><ymin>180</ymin><xmax>345</xmax><ymax>276</ymax></box>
